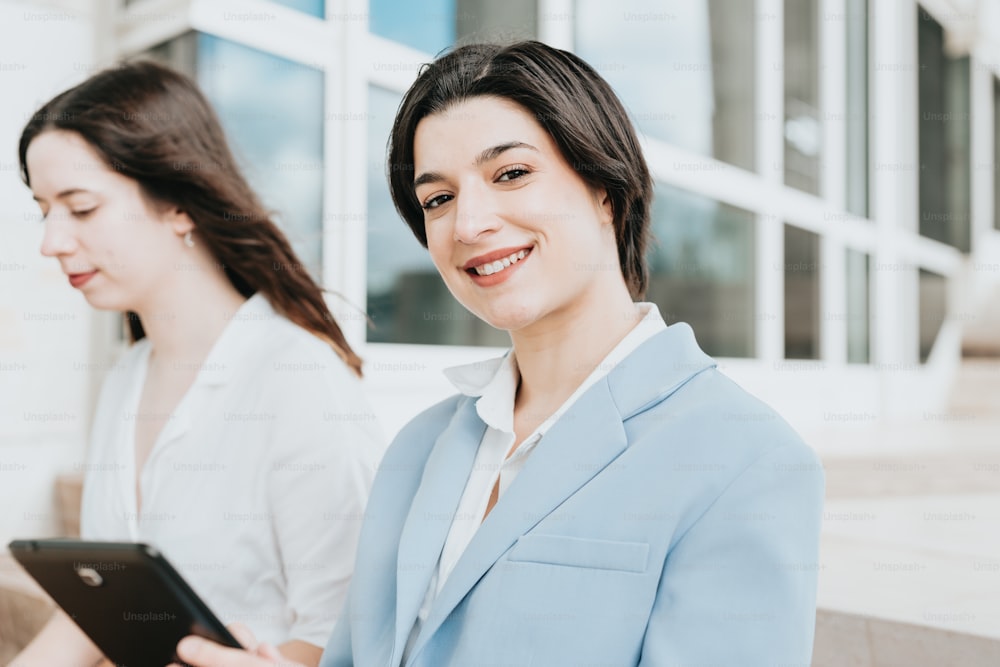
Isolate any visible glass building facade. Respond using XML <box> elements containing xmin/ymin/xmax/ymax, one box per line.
<box><xmin>24</xmin><ymin>0</ymin><xmax>1000</xmax><ymax>432</ymax></box>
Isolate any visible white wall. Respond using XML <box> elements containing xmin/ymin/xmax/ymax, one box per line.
<box><xmin>0</xmin><ymin>1</ymin><xmax>96</xmax><ymax>545</ymax></box>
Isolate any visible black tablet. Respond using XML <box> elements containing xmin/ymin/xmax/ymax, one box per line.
<box><xmin>8</xmin><ymin>539</ymin><xmax>242</xmax><ymax>666</ymax></box>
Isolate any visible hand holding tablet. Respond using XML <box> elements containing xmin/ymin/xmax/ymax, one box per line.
<box><xmin>8</xmin><ymin>539</ymin><xmax>242</xmax><ymax>667</ymax></box>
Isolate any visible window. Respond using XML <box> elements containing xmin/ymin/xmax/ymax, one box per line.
<box><xmin>845</xmin><ymin>0</ymin><xmax>870</xmax><ymax>217</ymax></box>
<box><xmin>784</xmin><ymin>225</ymin><xmax>820</xmax><ymax>359</ymax></box>
<box><xmin>270</xmin><ymin>0</ymin><xmax>324</xmax><ymax>18</ymax></box>
<box><xmin>574</xmin><ymin>0</ymin><xmax>756</xmax><ymax>171</ymax></box>
<box><xmin>148</xmin><ymin>33</ymin><xmax>325</xmax><ymax>277</ymax></box>
<box><xmin>784</xmin><ymin>0</ymin><xmax>821</xmax><ymax>195</ymax></box>
<box><xmin>918</xmin><ymin>10</ymin><xmax>971</xmax><ymax>251</ymax></box>
<box><xmin>647</xmin><ymin>183</ymin><xmax>756</xmax><ymax>358</ymax></box>
<box><xmin>365</xmin><ymin>86</ymin><xmax>508</xmax><ymax>346</ymax></box>
<box><xmin>128</xmin><ymin>0</ymin><xmax>325</xmax><ymax>18</ymax></box>
<box><xmin>995</xmin><ymin>78</ymin><xmax>1000</xmax><ymax>232</ymax></box>
<box><xmin>845</xmin><ymin>249</ymin><xmax>870</xmax><ymax>363</ymax></box>
<box><xmin>918</xmin><ymin>269</ymin><xmax>947</xmax><ymax>363</ymax></box>
<box><xmin>369</xmin><ymin>0</ymin><xmax>537</xmax><ymax>56</ymax></box>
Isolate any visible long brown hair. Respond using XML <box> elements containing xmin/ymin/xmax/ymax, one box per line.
<box><xmin>388</xmin><ymin>41</ymin><xmax>653</xmax><ymax>299</ymax></box>
<box><xmin>19</xmin><ymin>60</ymin><xmax>362</xmax><ymax>376</ymax></box>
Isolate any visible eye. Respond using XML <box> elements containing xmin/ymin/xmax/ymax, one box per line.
<box><xmin>421</xmin><ymin>194</ymin><xmax>453</xmax><ymax>210</ymax></box>
<box><xmin>496</xmin><ymin>165</ymin><xmax>530</xmax><ymax>182</ymax></box>
<box><xmin>71</xmin><ymin>207</ymin><xmax>97</xmax><ymax>219</ymax></box>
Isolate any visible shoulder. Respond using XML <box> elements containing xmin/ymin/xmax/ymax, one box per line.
<box><xmin>381</xmin><ymin>394</ymin><xmax>466</xmax><ymax>464</ymax></box>
<box><xmin>620</xmin><ymin>367</ymin><xmax>823</xmax><ymax>512</ymax></box>
<box><xmin>362</xmin><ymin>394</ymin><xmax>466</xmax><ymax>519</ymax></box>
<box><xmin>399</xmin><ymin>393</ymin><xmax>467</xmax><ymax>435</ymax></box>
<box><xmin>259</xmin><ymin>314</ymin><xmax>351</xmax><ymax>368</ymax></box>
<box><xmin>630</xmin><ymin>367</ymin><xmax>813</xmax><ymax>458</ymax></box>
<box><xmin>224</xmin><ymin>314</ymin><xmax>383</xmax><ymax>449</ymax></box>
<box><xmin>241</xmin><ymin>315</ymin><xmax>363</xmax><ymax>400</ymax></box>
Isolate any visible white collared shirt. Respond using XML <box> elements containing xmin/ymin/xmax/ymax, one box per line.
<box><xmin>80</xmin><ymin>293</ymin><xmax>384</xmax><ymax>646</ymax></box>
<box><xmin>402</xmin><ymin>303</ymin><xmax>667</xmax><ymax>662</ymax></box>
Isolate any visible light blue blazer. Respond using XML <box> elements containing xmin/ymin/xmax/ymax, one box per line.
<box><xmin>321</xmin><ymin>323</ymin><xmax>825</xmax><ymax>666</ymax></box>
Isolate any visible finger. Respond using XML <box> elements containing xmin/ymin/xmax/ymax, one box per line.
<box><xmin>255</xmin><ymin>642</ymin><xmax>283</xmax><ymax>660</ymax></box>
<box><xmin>225</xmin><ymin>622</ymin><xmax>259</xmax><ymax>651</ymax></box>
<box><xmin>176</xmin><ymin>635</ymin><xmax>268</xmax><ymax>667</ymax></box>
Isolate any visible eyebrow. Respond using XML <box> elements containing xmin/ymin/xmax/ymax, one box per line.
<box><xmin>32</xmin><ymin>188</ymin><xmax>93</xmax><ymax>203</ymax></box>
<box><xmin>413</xmin><ymin>141</ymin><xmax>538</xmax><ymax>189</ymax></box>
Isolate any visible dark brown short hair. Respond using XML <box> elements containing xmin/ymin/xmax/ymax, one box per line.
<box><xmin>387</xmin><ymin>41</ymin><xmax>653</xmax><ymax>299</ymax></box>
<box><xmin>19</xmin><ymin>60</ymin><xmax>362</xmax><ymax>375</ymax></box>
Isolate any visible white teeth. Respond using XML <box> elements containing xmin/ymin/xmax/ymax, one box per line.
<box><xmin>473</xmin><ymin>249</ymin><xmax>528</xmax><ymax>276</ymax></box>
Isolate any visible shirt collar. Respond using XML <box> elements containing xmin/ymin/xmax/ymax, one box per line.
<box><xmin>193</xmin><ymin>292</ymin><xmax>277</xmax><ymax>387</ymax></box>
<box><xmin>442</xmin><ymin>303</ymin><xmax>668</xmax><ymax>433</ymax></box>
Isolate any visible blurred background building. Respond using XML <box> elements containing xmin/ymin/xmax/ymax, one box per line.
<box><xmin>1</xmin><ymin>0</ymin><xmax>999</xmax><ymax>663</ymax></box>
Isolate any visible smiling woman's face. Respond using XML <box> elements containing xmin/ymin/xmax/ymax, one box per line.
<box><xmin>413</xmin><ymin>95</ymin><xmax>622</xmax><ymax>334</ymax></box>
<box><xmin>26</xmin><ymin>130</ymin><xmax>188</xmax><ymax>312</ymax></box>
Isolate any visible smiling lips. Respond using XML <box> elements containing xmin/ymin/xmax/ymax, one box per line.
<box><xmin>471</xmin><ymin>249</ymin><xmax>528</xmax><ymax>276</ymax></box>
<box><xmin>68</xmin><ymin>270</ymin><xmax>98</xmax><ymax>288</ymax></box>
<box><xmin>462</xmin><ymin>246</ymin><xmax>533</xmax><ymax>286</ymax></box>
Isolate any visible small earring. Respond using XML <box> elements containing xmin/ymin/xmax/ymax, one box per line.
<box><xmin>183</xmin><ymin>231</ymin><xmax>195</xmax><ymax>248</ymax></box>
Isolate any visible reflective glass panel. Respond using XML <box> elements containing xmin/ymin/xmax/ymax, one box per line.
<box><xmin>784</xmin><ymin>0</ymin><xmax>822</xmax><ymax>195</ymax></box>
<box><xmin>196</xmin><ymin>35</ymin><xmax>325</xmax><ymax>277</ymax></box>
<box><xmin>846</xmin><ymin>249</ymin><xmax>870</xmax><ymax>364</ymax></box>
<box><xmin>365</xmin><ymin>86</ymin><xmax>508</xmax><ymax>346</ymax></box>
<box><xmin>845</xmin><ymin>0</ymin><xmax>870</xmax><ymax>217</ymax></box>
<box><xmin>918</xmin><ymin>10</ymin><xmax>971</xmax><ymax>251</ymax></box>
<box><xmin>647</xmin><ymin>183</ymin><xmax>756</xmax><ymax>358</ymax></box>
<box><xmin>370</xmin><ymin>0</ymin><xmax>536</xmax><ymax>56</ymax></box>
<box><xmin>144</xmin><ymin>33</ymin><xmax>325</xmax><ymax>278</ymax></box>
<box><xmin>575</xmin><ymin>0</ymin><xmax>756</xmax><ymax>171</ymax></box>
<box><xmin>270</xmin><ymin>0</ymin><xmax>324</xmax><ymax>18</ymax></box>
<box><xmin>784</xmin><ymin>225</ymin><xmax>820</xmax><ymax>359</ymax></box>
<box><xmin>995</xmin><ymin>78</ymin><xmax>1000</xmax><ymax>232</ymax></box>
<box><xmin>918</xmin><ymin>269</ymin><xmax>947</xmax><ymax>363</ymax></box>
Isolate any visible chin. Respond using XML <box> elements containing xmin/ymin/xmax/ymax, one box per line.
<box><xmin>474</xmin><ymin>302</ymin><xmax>543</xmax><ymax>333</ymax></box>
<box><xmin>80</xmin><ymin>290</ymin><xmax>130</xmax><ymax>313</ymax></box>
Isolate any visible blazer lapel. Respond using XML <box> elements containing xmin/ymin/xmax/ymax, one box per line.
<box><xmin>407</xmin><ymin>378</ymin><xmax>629</xmax><ymax>662</ymax></box>
<box><xmin>391</xmin><ymin>397</ymin><xmax>485</xmax><ymax>666</ymax></box>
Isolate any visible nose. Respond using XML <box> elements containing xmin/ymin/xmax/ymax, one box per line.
<box><xmin>39</xmin><ymin>213</ymin><xmax>78</xmax><ymax>258</ymax></box>
<box><xmin>452</xmin><ymin>181</ymin><xmax>501</xmax><ymax>244</ymax></box>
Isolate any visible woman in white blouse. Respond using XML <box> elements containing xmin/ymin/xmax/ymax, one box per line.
<box><xmin>13</xmin><ymin>61</ymin><xmax>383</xmax><ymax>667</ymax></box>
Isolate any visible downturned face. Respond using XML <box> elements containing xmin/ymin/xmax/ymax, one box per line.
<box><xmin>26</xmin><ymin>130</ymin><xmax>189</xmax><ymax>312</ymax></box>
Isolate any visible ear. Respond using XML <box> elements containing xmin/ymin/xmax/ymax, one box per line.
<box><xmin>164</xmin><ymin>207</ymin><xmax>195</xmax><ymax>237</ymax></box>
<box><xmin>594</xmin><ymin>187</ymin><xmax>614</xmax><ymax>226</ymax></box>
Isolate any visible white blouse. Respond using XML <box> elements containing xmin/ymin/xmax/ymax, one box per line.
<box><xmin>79</xmin><ymin>293</ymin><xmax>384</xmax><ymax>647</ymax></box>
<box><xmin>402</xmin><ymin>303</ymin><xmax>667</xmax><ymax>661</ymax></box>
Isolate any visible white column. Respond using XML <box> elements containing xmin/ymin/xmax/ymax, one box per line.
<box><xmin>870</xmin><ymin>0</ymin><xmax>920</xmax><ymax>413</ymax></box>
<box><xmin>323</xmin><ymin>0</ymin><xmax>370</xmax><ymax>349</ymax></box>
<box><xmin>538</xmin><ymin>0</ymin><xmax>574</xmax><ymax>50</ymax></box>
<box><xmin>820</xmin><ymin>0</ymin><xmax>848</xmax><ymax>364</ymax></box>
<box><xmin>756</xmin><ymin>0</ymin><xmax>785</xmax><ymax>362</ymax></box>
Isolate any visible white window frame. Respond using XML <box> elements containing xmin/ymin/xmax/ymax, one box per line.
<box><xmin>104</xmin><ymin>0</ymin><xmax>989</xmax><ymax>430</ymax></box>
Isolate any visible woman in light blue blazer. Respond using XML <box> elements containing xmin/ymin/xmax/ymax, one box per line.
<box><xmin>179</xmin><ymin>41</ymin><xmax>825</xmax><ymax>667</ymax></box>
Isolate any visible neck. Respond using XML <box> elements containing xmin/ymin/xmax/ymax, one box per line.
<box><xmin>134</xmin><ymin>253</ymin><xmax>248</xmax><ymax>364</ymax></box>
<box><xmin>509</xmin><ymin>279</ymin><xmax>641</xmax><ymax>413</ymax></box>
